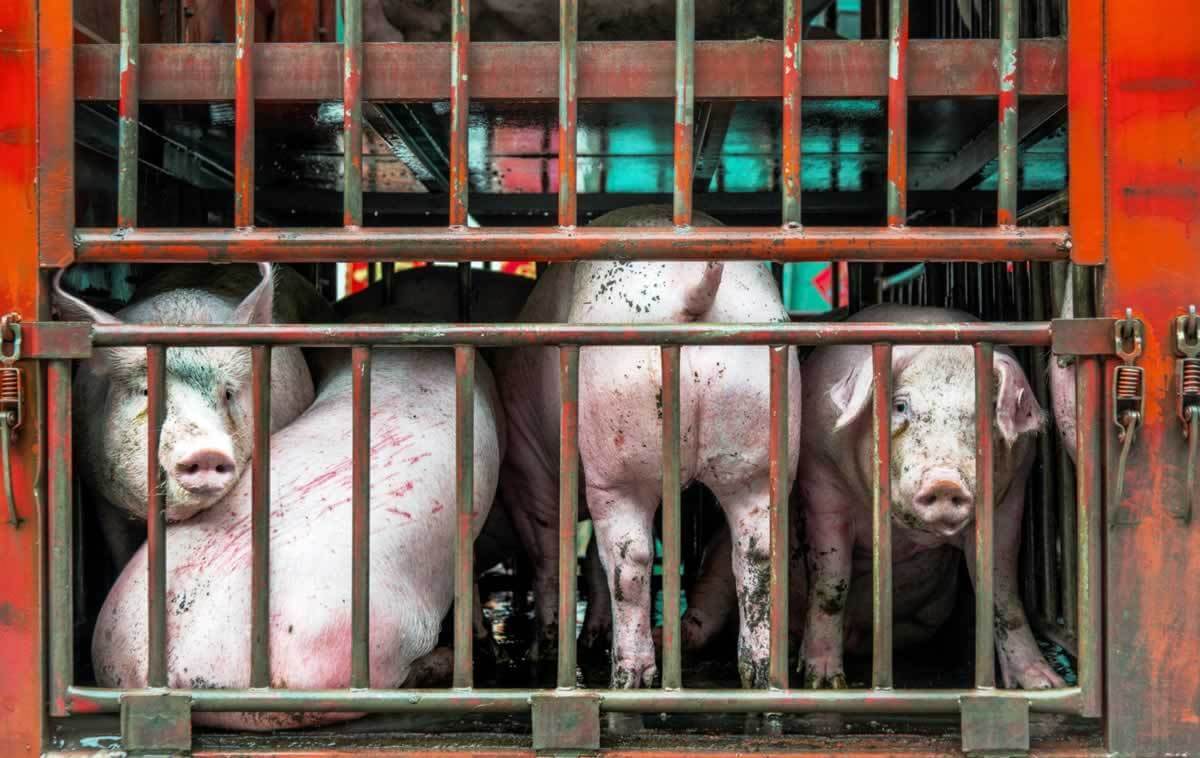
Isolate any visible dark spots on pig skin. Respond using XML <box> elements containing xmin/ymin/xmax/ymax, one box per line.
<box><xmin>737</xmin><ymin>636</ymin><xmax>768</xmax><ymax>689</ymax></box>
<box><xmin>655</xmin><ymin>389</ymin><xmax>663</xmax><ymax>419</ymax></box>
<box><xmin>611</xmin><ymin>666</ymin><xmax>633</xmax><ymax>689</ymax></box>
<box><xmin>816</xmin><ymin>579</ymin><xmax>848</xmax><ymax>615</ymax></box>
<box><xmin>190</xmin><ymin>675</ymin><xmax>216</xmax><ymax>689</ymax></box>
<box><xmin>288</xmin><ymin>625</ymin><xmax>294</xmax><ymax>634</ymax></box>
<box><xmin>613</xmin><ymin>565</ymin><xmax>624</xmax><ymax>603</ymax></box>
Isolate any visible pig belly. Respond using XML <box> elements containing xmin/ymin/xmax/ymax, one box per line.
<box><xmin>841</xmin><ymin>544</ymin><xmax>961</xmax><ymax>654</ymax></box>
<box><xmin>92</xmin><ymin>352</ymin><xmax>502</xmax><ymax>730</ymax></box>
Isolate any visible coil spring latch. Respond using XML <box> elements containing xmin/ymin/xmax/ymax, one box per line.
<box><xmin>1173</xmin><ymin>305</ymin><xmax>1200</xmax><ymax>523</ymax></box>
<box><xmin>0</xmin><ymin>313</ymin><xmax>23</xmax><ymax>528</ymax></box>
<box><xmin>1111</xmin><ymin>310</ymin><xmax>1144</xmax><ymax>516</ymax></box>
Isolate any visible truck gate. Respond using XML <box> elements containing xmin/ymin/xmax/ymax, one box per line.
<box><xmin>0</xmin><ymin>0</ymin><xmax>1197</xmax><ymax>755</ymax></box>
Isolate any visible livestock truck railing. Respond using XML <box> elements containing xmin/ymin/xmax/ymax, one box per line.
<box><xmin>42</xmin><ymin>320</ymin><xmax>1106</xmax><ymax>751</ymax></box>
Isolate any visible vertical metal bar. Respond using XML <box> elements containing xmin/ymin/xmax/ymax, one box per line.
<box><xmin>973</xmin><ymin>342</ymin><xmax>996</xmax><ymax>689</ymax></box>
<box><xmin>146</xmin><ymin>346</ymin><xmax>167</xmax><ymax>687</ymax></box>
<box><xmin>997</xmin><ymin>0</ymin><xmax>1019</xmax><ymax>226</ymax></box>
<box><xmin>556</xmin><ymin>346</ymin><xmax>580</xmax><ymax>689</ymax></box>
<box><xmin>781</xmin><ymin>0</ymin><xmax>803</xmax><ymax>226</ymax></box>
<box><xmin>250</xmin><ymin>347</ymin><xmax>271</xmax><ymax>687</ymax></box>
<box><xmin>449</xmin><ymin>0</ymin><xmax>471</xmax><ymax>226</ymax></box>
<box><xmin>672</xmin><ymin>0</ymin><xmax>695</xmax><ymax>226</ymax></box>
<box><xmin>47</xmin><ymin>360</ymin><xmax>73</xmax><ymax>716</ymax></box>
<box><xmin>1075</xmin><ymin>356</ymin><xmax>1103</xmax><ymax>717</ymax></box>
<box><xmin>350</xmin><ymin>346</ymin><xmax>371</xmax><ymax>688</ymax></box>
<box><xmin>454</xmin><ymin>345</ymin><xmax>476</xmax><ymax>689</ymax></box>
<box><xmin>768</xmin><ymin>345</ymin><xmax>790</xmax><ymax>691</ymax></box>
<box><xmin>234</xmin><ymin>0</ymin><xmax>256</xmax><ymax>228</ymax></box>
<box><xmin>886</xmin><ymin>0</ymin><xmax>908</xmax><ymax>227</ymax></box>
<box><xmin>558</xmin><ymin>0</ymin><xmax>578</xmax><ymax>228</ymax></box>
<box><xmin>117</xmin><ymin>0</ymin><xmax>140</xmax><ymax>227</ymax></box>
<box><xmin>871</xmin><ymin>343</ymin><xmax>893</xmax><ymax>689</ymax></box>
<box><xmin>661</xmin><ymin>345</ymin><xmax>683</xmax><ymax>690</ymax></box>
<box><xmin>342</xmin><ymin>0</ymin><xmax>364</xmax><ymax>227</ymax></box>
<box><xmin>1029</xmin><ymin>265</ymin><xmax>1059</xmax><ymax>623</ymax></box>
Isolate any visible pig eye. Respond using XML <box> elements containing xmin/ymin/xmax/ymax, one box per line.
<box><xmin>139</xmin><ymin>387</ymin><xmax>148</xmax><ymax>397</ymax></box>
<box><xmin>223</xmin><ymin>388</ymin><xmax>235</xmax><ymax>403</ymax></box>
<box><xmin>893</xmin><ymin>399</ymin><xmax>909</xmax><ymax>415</ymax></box>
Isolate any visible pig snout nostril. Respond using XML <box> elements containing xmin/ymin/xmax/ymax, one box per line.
<box><xmin>915</xmin><ymin>492</ymin><xmax>937</xmax><ymax>507</ymax></box>
<box><xmin>174</xmin><ymin>450</ymin><xmax>237</xmax><ymax>495</ymax></box>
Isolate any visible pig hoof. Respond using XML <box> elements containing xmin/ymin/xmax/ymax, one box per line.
<box><xmin>744</xmin><ymin>713</ymin><xmax>784</xmax><ymax>736</ymax></box>
<box><xmin>1009</xmin><ymin>659</ymin><xmax>1066</xmax><ymax>690</ymax></box>
<box><xmin>799</xmin><ymin>659</ymin><xmax>847</xmax><ymax>689</ymax></box>
<box><xmin>607</xmin><ymin>712</ymin><xmax>645</xmax><ymax>735</ymax></box>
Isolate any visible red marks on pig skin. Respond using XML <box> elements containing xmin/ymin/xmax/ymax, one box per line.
<box><xmin>385</xmin><ymin>507</ymin><xmax>413</xmax><ymax>519</ymax></box>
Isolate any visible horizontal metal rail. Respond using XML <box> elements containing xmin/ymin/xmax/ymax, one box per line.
<box><xmin>88</xmin><ymin>322</ymin><xmax>1054</xmax><ymax>348</ymax></box>
<box><xmin>64</xmin><ymin>685</ymin><xmax>1084</xmax><ymax>715</ymax></box>
<box><xmin>73</xmin><ymin>227</ymin><xmax>1070</xmax><ymax>264</ymax></box>
<box><xmin>73</xmin><ymin>40</ymin><xmax>1068</xmax><ymax>102</ymax></box>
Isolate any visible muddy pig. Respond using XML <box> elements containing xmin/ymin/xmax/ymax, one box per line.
<box><xmin>92</xmin><ymin>339</ymin><xmax>504</xmax><ymax>730</ymax></box>
<box><xmin>496</xmin><ymin>204</ymin><xmax>801</xmax><ymax>696</ymax></box>
<box><xmin>794</xmin><ymin>304</ymin><xmax>1063</xmax><ymax>690</ymax></box>
<box><xmin>53</xmin><ymin>264</ymin><xmax>327</xmax><ymax>567</ymax></box>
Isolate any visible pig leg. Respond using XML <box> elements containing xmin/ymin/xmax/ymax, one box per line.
<box><xmin>678</xmin><ymin>519</ymin><xmax>736</xmax><ymax>652</ymax></box>
<box><xmin>965</xmin><ymin>478</ymin><xmax>1065</xmax><ymax>690</ymax></box>
<box><xmin>579</xmin><ymin>535</ymin><xmax>613</xmax><ymax>660</ymax></box>
<box><xmin>499</xmin><ymin>468</ymin><xmax>561</xmax><ymax>670</ymax></box>
<box><xmin>797</xmin><ymin>484</ymin><xmax>854</xmax><ymax>689</ymax></box>
<box><xmin>588</xmin><ymin>485</ymin><xmax>659</xmax><ymax>691</ymax></box>
<box><xmin>706</xmin><ymin>477</ymin><xmax>773</xmax><ymax>690</ymax></box>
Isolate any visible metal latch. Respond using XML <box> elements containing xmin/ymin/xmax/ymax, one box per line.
<box><xmin>0</xmin><ymin>313</ymin><xmax>23</xmax><ymax>528</ymax></box>
<box><xmin>1110</xmin><ymin>309</ymin><xmax>1144</xmax><ymax>522</ymax></box>
<box><xmin>1173</xmin><ymin>305</ymin><xmax>1200</xmax><ymax>523</ymax></box>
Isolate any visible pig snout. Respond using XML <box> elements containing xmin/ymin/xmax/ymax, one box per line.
<box><xmin>911</xmin><ymin>468</ymin><xmax>973</xmax><ymax>536</ymax></box>
<box><xmin>173</xmin><ymin>448</ymin><xmax>237</xmax><ymax>495</ymax></box>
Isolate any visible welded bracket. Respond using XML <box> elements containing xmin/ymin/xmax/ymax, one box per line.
<box><xmin>1051</xmin><ymin>317</ymin><xmax>1118</xmax><ymax>356</ymax></box>
<box><xmin>531</xmin><ymin>691</ymin><xmax>600</xmax><ymax>754</ymax></box>
<box><xmin>960</xmin><ymin>695</ymin><xmax>1030</xmax><ymax>756</ymax></box>
<box><xmin>120</xmin><ymin>693</ymin><xmax>192</xmax><ymax>756</ymax></box>
<box><xmin>8</xmin><ymin>322</ymin><xmax>92</xmax><ymax>359</ymax></box>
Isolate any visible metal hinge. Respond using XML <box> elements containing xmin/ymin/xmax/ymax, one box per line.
<box><xmin>121</xmin><ymin>693</ymin><xmax>192</xmax><ymax>757</ymax></box>
<box><xmin>960</xmin><ymin>695</ymin><xmax>1030</xmax><ymax>756</ymax></box>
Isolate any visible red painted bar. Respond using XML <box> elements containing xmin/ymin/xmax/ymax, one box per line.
<box><xmin>556</xmin><ymin>346</ymin><xmax>580</xmax><ymax>689</ymax></box>
<box><xmin>781</xmin><ymin>0</ymin><xmax>802</xmax><ymax>225</ymax></box>
<box><xmin>250</xmin><ymin>347</ymin><xmax>271</xmax><ymax>687</ymax></box>
<box><xmin>74</xmin><ymin>226</ymin><xmax>1071</xmax><ymax>264</ymax></box>
<box><xmin>234</xmin><ymin>0</ymin><xmax>255</xmax><ymax>227</ymax></box>
<box><xmin>661</xmin><ymin>345</ymin><xmax>683</xmax><ymax>690</ymax></box>
<box><xmin>886</xmin><ymin>0</ymin><xmax>908</xmax><ymax>227</ymax></box>
<box><xmin>870</xmin><ymin>343</ymin><xmax>893</xmax><ymax>689</ymax></box>
<box><xmin>767</xmin><ymin>345</ymin><xmax>789</xmax><ymax>691</ymax></box>
<box><xmin>74</xmin><ymin>40</ymin><xmax>1069</xmax><ymax>102</ymax></box>
<box><xmin>350</xmin><ymin>346</ymin><xmax>371</xmax><ymax>688</ymax></box>
<box><xmin>1076</xmin><ymin>356</ymin><xmax>1103</xmax><ymax>717</ymax></box>
<box><xmin>146</xmin><ymin>346</ymin><xmax>168</xmax><ymax>687</ymax></box>
<box><xmin>973</xmin><ymin>342</ymin><xmax>996</xmax><ymax>689</ymax></box>
<box><xmin>673</xmin><ymin>0</ymin><xmax>695</xmax><ymax>226</ymax></box>
<box><xmin>557</xmin><ymin>0</ymin><xmax>578</xmax><ymax>227</ymax></box>
<box><xmin>449</xmin><ymin>0</ymin><xmax>470</xmax><ymax>227</ymax></box>
<box><xmin>116</xmin><ymin>0</ymin><xmax>139</xmax><ymax>227</ymax></box>
<box><xmin>91</xmin><ymin>322</ymin><xmax>1054</xmax><ymax>349</ymax></box>
<box><xmin>453</xmin><ymin>346</ymin><xmax>476</xmax><ymax>689</ymax></box>
<box><xmin>37</xmin><ymin>0</ymin><xmax>75</xmax><ymax>267</ymax></box>
<box><xmin>343</xmin><ymin>0</ymin><xmax>364</xmax><ymax>227</ymax></box>
<box><xmin>47</xmin><ymin>361</ymin><xmax>73</xmax><ymax>717</ymax></box>
<box><xmin>997</xmin><ymin>0</ymin><xmax>1019</xmax><ymax>226</ymax></box>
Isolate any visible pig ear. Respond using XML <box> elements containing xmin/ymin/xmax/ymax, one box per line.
<box><xmin>831</xmin><ymin>360</ymin><xmax>875</xmax><ymax>433</ymax></box>
<box><xmin>51</xmin><ymin>268</ymin><xmax>122</xmax><ymax>324</ymax></box>
<box><xmin>994</xmin><ymin>353</ymin><xmax>1045</xmax><ymax>446</ymax></box>
<box><xmin>233</xmin><ymin>263</ymin><xmax>275</xmax><ymax>325</ymax></box>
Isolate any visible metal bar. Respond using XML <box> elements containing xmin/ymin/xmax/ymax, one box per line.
<box><xmin>449</xmin><ymin>0</ymin><xmax>470</xmax><ymax>226</ymax></box>
<box><xmin>234</xmin><ymin>0</ymin><xmax>255</xmax><ymax>227</ymax></box>
<box><xmin>351</xmin><ymin>346</ymin><xmax>371</xmax><ymax>688</ymax></box>
<box><xmin>1075</xmin><ymin>356</ymin><xmax>1103</xmax><ymax>718</ymax></box>
<box><xmin>781</xmin><ymin>0</ymin><xmax>802</xmax><ymax>225</ymax></box>
<box><xmin>250</xmin><ymin>347</ymin><xmax>271</xmax><ymax>687</ymax></box>
<box><xmin>37</xmin><ymin>0</ymin><xmax>76</xmax><ymax>266</ymax></box>
<box><xmin>74</xmin><ymin>226</ymin><xmax>1072</xmax><ymax>264</ymax></box>
<box><xmin>146</xmin><ymin>346</ymin><xmax>168</xmax><ymax>687</ymax></box>
<box><xmin>672</xmin><ymin>0</ymin><xmax>695</xmax><ymax>225</ymax></box>
<box><xmin>47</xmin><ymin>360</ymin><xmax>73</xmax><ymax>716</ymax></box>
<box><xmin>556</xmin><ymin>346</ymin><xmax>580</xmax><ymax>689</ymax></box>
<box><xmin>117</xmin><ymin>0</ymin><xmax>140</xmax><ymax>227</ymax></box>
<box><xmin>557</xmin><ymin>0</ymin><xmax>578</xmax><ymax>227</ymax></box>
<box><xmin>768</xmin><ymin>345</ymin><xmax>789</xmax><ymax>691</ymax></box>
<box><xmin>661</xmin><ymin>345</ymin><xmax>683</xmax><ymax>690</ymax></box>
<box><xmin>454</xmin><ymin>345</ymin><xmax>475</xmax><ymax>689</ymax></box>
<box><xmin>74</xmin><ymin>40</ymin><xmax>1070</xmax><ymax>102</ymax></box>
<box><xmin>343</xmin><ymin>0</ymin><xmax>364</xmax><ymax>227</ymax></box>
<box><xmin>1029</xmin><ymin>264</ymin><xmax>1058</xmax><ymax>624</ymax></box>
<box><xmin>91</xmin><ymin>323</ymin><xmax>1055</xmax><ymax>349</ymax></box>
<box><xmin>974</xmin><ymin>342</ymin><xmax>996</xmax><ymax>689</ymax></box>
<box><xmin>871</xmin><ymin>343</ymin><xmax>893</xmax><ymax>689</ymax></box>
<box><xmin>886</xmin><ymin>0</ymin><xmax>908</xmax><ymax>226</ymax></box>
<box><xmin>997</xmin><ymin>0</ymin><xmax>1019</xmax><ymax>226</ymax></box>
<box><xmin>65</xmin><ymin>685</ymin><xmax>1085</xmax><ymax>714</ymax></box>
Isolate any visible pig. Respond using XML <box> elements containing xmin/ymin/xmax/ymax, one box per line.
<box><xmin>373</xmin><ymin>0</ymin><xmax>835</xmax><ymax>42</ymax></box>
<box><xmin>794</xmin><ymin>304</ymin><xmax>1063</xmax><ymax>690</ymax></box>
<box><xmin>52</xmin><ymin>264</ymin><xmax>326</xmax><ymax>568</ymax></box>
<box><xmin>92</xmin><ymin>341</ymin><xmax>504</xmax><ymax>730</ymax></box>
<box><xmin>496</xmin><ymin>204</ymin><xmax>802</xmax><ymax>695</ymax></box>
